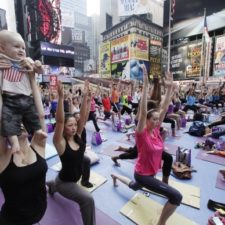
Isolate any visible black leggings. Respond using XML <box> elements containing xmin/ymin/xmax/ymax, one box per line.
<box><xmin>131</xmin><ymin>172</ymin><xmax>182</xmax><ymax>205</ymax></box>
<box><xmin>118</xmin><ymin>148</ymin><xmax>172</xmax><ymax>178</ymax></box>
<box><xmin>208</xmin><ymin>117</ymin><xmax>225</xmax><ymax>128</ymax></box>
<box><xmin>183</xmin><ymin>105</ymin><xmax>199</xmax><ymax>113</ymax></box>
<box><xmin>163</xmin><ymin>117</ymin><xmax>176</xmax><ymax>129</ymax></box>
<box><xmin>88</xmin><ymin>111</ymin><xmax>100</xmax><ymax>132</ymax></box>
<box><xmin>81</xmin><ymin>155</ymin><xmax>91</xmax><ymax>183</ymax></box>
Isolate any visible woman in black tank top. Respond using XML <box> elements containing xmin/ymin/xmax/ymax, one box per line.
<box><xmin>47</xmin><ymin>81</ymin><xmax>96</xmax><ymax>225</ymax></box>
<box><xmin>0</xmin><ymin>72</ymin><xmax>48</xmax><ymax>225</ymax></box>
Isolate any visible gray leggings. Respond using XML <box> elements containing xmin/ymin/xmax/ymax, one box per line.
<box><xmin>55</xmin><ymin>176</ymin><xmax>96</xmax><ymax>225</ymax></box>
<box><xmin>129</xmin><ymin>172</ymin><xmax>182</xmax><ymax>206</ymax></box>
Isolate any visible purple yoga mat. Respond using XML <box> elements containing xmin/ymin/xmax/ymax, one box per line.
<box><xmin>196</xmin><ymin>150</ymin><xmax>225</xmax><ymax>166</ymax></box>
<box><xmin>117</xmin><ymin>136</ymin><xmax>136</xmax><ymax>145</ymax></box>
<box><xmin>215</xmin><ymin>171</ymin><xmax>225</xmax><ymax>191</ymax></box>
<box><xmin>0</xmin><ymin>191</ymin><xmax>120</xmax><ymax>225</ymax></box>
<box><xmin>100</xmin><ymin>144</ymin><xmax>136</xmax><ymax>164</ymax></box>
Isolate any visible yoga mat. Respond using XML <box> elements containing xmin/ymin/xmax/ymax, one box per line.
<box><xmin>215</xmin><ymin>171</ymin><xmax>225</xmax><ymax>191</ymax></box>
<box><xmin>196</xmin><ymin>150</ymin><xmax>225</xmax><ymax>166</ymax></box>
<box><xmin>100</xmin><ymin>144</ymin><xmax>136</xmax><ymax>165</ymax></box>
<box><xmin>142</xmin><ymin>177</ymin><xmax>200</xmax><ymax>209</ymax></box>
<box><xmin>50</xmin><ymin>165</ymin><xmax>107</xmax><ymax>193</ymax></box>
<box><xmin>117</xmin><ymin>136</ymin><xmax>136</xmax><ymax>145</ymax></box>
<box><xmin>120</xmin><ymin>193</ymin><xmax>198</xmax><ymax>225</ymax></box>
<box><xmin>45</xmin><ymin>143</ymin><xmax>57</xmax><ymax>160</ymax></box>
<box><xmin>164</xmin><ymin>143</ymin><xmax>179</xmax><ymax>156</ymax></box>
<box><xmin>41</xmin><ymin>193</ymin><xmax>120</xmax><ymax>225</ymax></box>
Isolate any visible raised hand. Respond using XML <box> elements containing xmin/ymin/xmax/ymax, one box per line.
<box><xmin>83</xmin><ymin>80</ymin><xmax>89</xmax><ymax>95</ymax></box>
<box><xmin>141</xmin><ymin>64</ymin><xmax>148</xmax><ymax>84</ymax></box>
<box><xmin>57</xmin><ymin>81</ymin><xmax>64</xmax><ymax>98</ymax></box>
<box><xmin>164</xmin><ymin>71</ymin><xmax>174</xmax><ymax>88</ymax></box>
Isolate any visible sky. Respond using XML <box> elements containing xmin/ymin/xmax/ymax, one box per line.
<box><xmin>87</xmin><ymin>0</ymin><xmax>100</xmax><ymax>16</ymax></box>
<box><xmin>164</xmin><ymin>0</ymin><xmax>225</xmax><ymax>26</ymax></box>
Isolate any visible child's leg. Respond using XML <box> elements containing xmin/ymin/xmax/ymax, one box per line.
<box><xmin>8</xmin><ymin>135</ymin><xmax>20</xmax><ymax>153</ymax></box>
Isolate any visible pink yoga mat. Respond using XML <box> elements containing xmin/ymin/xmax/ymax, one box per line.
<box><xmin>196</xmin><ymin>150</ymin><xmax>225</xmax><ymax>166</ymax></box>
<box><xmin>0</xmin><ymin>191</ymin><xmax>120</xmax><ymax>225</ymax></box>
<box><xmin>215</xmin><ymin>171</ymin><xmax>225</xmax><ymax>191</ymax></box>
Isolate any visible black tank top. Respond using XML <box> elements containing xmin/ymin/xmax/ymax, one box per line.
<box><xmin>59</xmin><ymin>134</ymin><xmax>85</xmax><ymax>182</ymax></box>
<box><xmin>0</xmin><ymin>146</ymin><xmax>48</xmax><ymax>225</ymax></box>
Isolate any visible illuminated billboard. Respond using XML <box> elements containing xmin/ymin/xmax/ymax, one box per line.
<box><xmin>214</xmin><ymin>35</ymin><xmax>225</xmax><ymax>76</ymax></box>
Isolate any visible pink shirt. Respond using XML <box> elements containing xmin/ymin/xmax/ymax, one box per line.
<box><xmin>135</xmin><ymin>126</ymin><xmax>164</xmax><ymax>176</ymax></box>
<box><xmin>90</xmin><ymin>98</ymin><xmax>96</xmax><ymax>112</ymax></box>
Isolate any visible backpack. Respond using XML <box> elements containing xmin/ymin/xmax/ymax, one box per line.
<box><xmin>176</xmin><ymin>147</ymin><xmax>191</xmax><ymax>167</ymax></box>
<box><xmin>172</xmin><ymin>162</ymin><xmax>196</xmax><ymax>180</ymax></box>
<box><xmin>188</xmin><ymin>121</ymin><xmax>206</xmax><ymax>137</ymax></box>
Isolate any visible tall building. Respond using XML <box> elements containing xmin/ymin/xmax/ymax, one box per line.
<box><xmin>61</xmin><ymin>0</ymin><xmax>86</xmax><ymax>15</ymax></box>
<box><xmin>0</xmin><ymin>0</ymin><xmax>16</xmax><ymax>31</ymax></box>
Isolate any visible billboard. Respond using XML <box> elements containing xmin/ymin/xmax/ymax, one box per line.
<box><xmin>111</xmin><ymin>59</ymin><xmax>150</xmax><ymax>81</ymax></box>
<box><xmin>170</xmin><ymin>45</ymin><xmax>187</xmax><ymax>80</ymax></box>
<box><xmin>149</xmin><ymin>39</ymin><xmax>162</xmax><ymax>77</ymax></box>
<box><xmin>111</xmin><ymin>35</ymin><xmax>129</xmax><ymax>63</ymax></box>
<box><xmin>72</xmin><ymin>30</ymin><xmax>84</xmax><ymax>42</ymax></box>
<box><xmin>84</xmin><ymin>59</ymin><xmax>96</xmax><ymax>72</ymax></box>
<box><xmin>185</xmin><ymin>42</ymin><xmax>202</xmax><ymax>78</ymax></box>
<box><xmin>214</xmin><ymin>35</ymin><xmax>225</xmax><ymax>76</ymax></box>
<box><xmin>40</xmin><ymin>42</ymin><xmax>74</xmax><ymax>59</ymax></box>
<box><xmin>118</xmin><ymin>0</ymin><xmax>163</xmax><ymax>26</ymax></box>
<box><xmin>130</xmin><ymin>34</ymin><xmax>149</xmax><ymax>60</ymax></box>
<box><xmin>42</xmin><ymin>65</ymin><xmax>75</xmax><ymax>83</ymax></box>
<box><xmin>99</xmin><ymin>41</ymin><xmax>111</xmax><ymax>78</ymax></box>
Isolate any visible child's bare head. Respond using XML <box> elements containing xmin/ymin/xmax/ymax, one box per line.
<box><xmin>0</xmin><ymin>30</ymin><xmax>26</xmax><ymax>60</ymax></box>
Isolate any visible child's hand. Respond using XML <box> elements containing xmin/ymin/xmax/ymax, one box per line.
<box><xmin>33</xmin><ymin>60</ymin><xmax>43</xmax><ymax>74</ymax></box>
<box><xmin>19</xmin><ymin>57</ymin><xmax>34</xmax><ymax>72</ymax></box>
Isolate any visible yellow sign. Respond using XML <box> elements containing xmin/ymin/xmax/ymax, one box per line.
<box><xmin>130</xmin><ymin>34</ymin><xmax>149</xmax><ymax>60</ymax></box>
<box><xmin>99</xmin><ymin>42</ymin><xmax>111</xmax><ymax>78</ymax></box>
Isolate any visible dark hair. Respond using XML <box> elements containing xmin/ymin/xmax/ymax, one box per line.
<box><xmin>147</xmin><ymin>109</ymin><xmax>158</xmax><ymax>120</ymax></box>
<box><xmin>64</xmin><ymin>112</ymin><xmax>76</xmax><ymax>123</ymax></box>
<box><xmin>147</xmin><ymin>100</ymin><xmax>157</xmax><ymax>111</ymax></box>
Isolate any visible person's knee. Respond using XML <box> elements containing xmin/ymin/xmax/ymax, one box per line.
<box><xmin>170</xmin><ymin>191</ymin><xmax>183</xmax><ymax>206</ymax></box>
<box><xmin>129</xmin><ymin>181</ymin><xmax>142</xmax><ymax>191</ymax></box>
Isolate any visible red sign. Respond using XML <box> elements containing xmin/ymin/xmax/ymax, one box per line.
<box><xmin>50</xmin><ymin>75</ymin><xmax>57</xmax><ymax>88</ymax></box>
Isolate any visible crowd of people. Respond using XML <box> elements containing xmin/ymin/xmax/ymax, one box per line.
<box><xmin>0</xmin><ymin>29</ymin><xmax>225</xmax><ymax>225</ymax></box>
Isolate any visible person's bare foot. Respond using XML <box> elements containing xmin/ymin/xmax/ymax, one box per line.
<box><xmin>111</xmin><ymin>156</ymin><xmax>120</xmax><ymax>167</ymax></box>
<box><xmin>8</xmin><ymin>136</ymin><xmax>20</xmax><ymax>153</ymax></box>
<box><xmin>111</xmin><ymin>174</ymin><xmax>118</xmax><ymax>187</ymax></box>
<box><xmin>114</xmin><ymin>146</ymin><xmax>123</xmax><ymax>151</ymax></box>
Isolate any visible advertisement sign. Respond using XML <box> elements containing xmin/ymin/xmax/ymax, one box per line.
<box><xmin>186</xmin><ymin>43</ymin><xmax>202</xmax><ymax>78</ymax></box>
<box><xmin>111</xmin><ymin>35</ymin><xmax>129</xmax><ymax>63</ymax></box>
<box><xmin>84</xmin><ymin>59</ymin><xmax>96</xmax><ymax>72</ymax></box>
<box><xmin>50</xmin><ymin>75</ymin><xmax>57</xmax><ymax>87</ymax></box>
<box><xmin>149</xmin><ymin>39</ymin><xmax>162</xmax><ymax>77</ymax></box>
<box><xmin>0</xmin><ymin>8</ymin><xmax>7</xmax><ymax>30</ymax></box>
<box><xmin>72</xmin><ymin>30</ymin><xmax>83</xmax><ymax>42</ymax></box>
<box><xmin>40</xmin><ymin>42</ymin><xmax>74</xmax><ymax>59</ymax></box>
<box><xmin>214</xmin><ymin>35</ymin><xmax>225</xmax><ymax>76</ymax></box>
<box><xmin>111</xmin><ymin>59</ymin><xmax>150</xmax><ymax>81</ymax></box>
<box><xmin>170</xmin><ymin>45</ymin><xmax>187</xmax><ymax>80</ymax></box>
<box><xmin>130</xmin><ymin>34</ymin><xmax>149</xmax><ymax>60</ymax></box>
<box><xmin>43</xmin><ymin>65</ymin><xmax>75</xmax><ymax>83</ymax></box>
<box><xmin>99</xmin><ymin>42</ymin><xmax>111</xmax><ymax>77</ymax></box>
